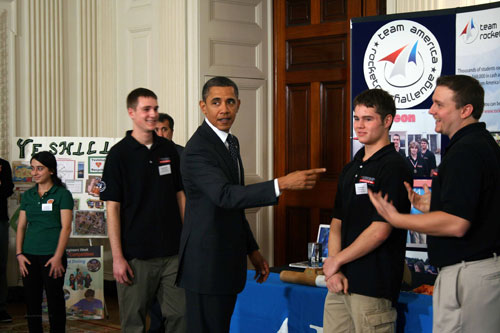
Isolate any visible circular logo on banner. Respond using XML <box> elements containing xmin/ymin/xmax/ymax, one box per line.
<box><xmin>363</xmin><ymin>20</ymin><xmax>442</xmax><ymax>109</ymax></box>
<box><xmin>458</xmin><ymin>18</ymin><xmax>479</xmax><ymax>44</ymax></box>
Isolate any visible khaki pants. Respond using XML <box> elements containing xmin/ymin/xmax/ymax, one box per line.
<box><xmin>323</xmin><ymin>292</ymin><xmax>396</xmax><ymax>333</ymax></box>
<box><xmin>116</xmin><ymin>255</ymin><xmax>186</xmax><ymax>333</ymax></box>
<box><xmin>433</xmin><ymin>254</ymin><xmax>500</xmax><ymax>333</ymax></box>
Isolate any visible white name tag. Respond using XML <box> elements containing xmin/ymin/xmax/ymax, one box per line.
<box><xmin>159</xmin><ymin>164</ymin><xmax>171</xmax><ymax>176</ymax></box>
<box><xmin>355</xmin><ymin>182</ymin><xmax>368</xmax><ymax>195</ymax></box>
<box><xmin>42</xmin><ymin>203</ymin><xmax>53</xmax><ymax>211</ymax></box>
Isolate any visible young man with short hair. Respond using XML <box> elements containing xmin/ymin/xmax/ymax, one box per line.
<box><xmin>323</xmin><ymin>89</ymin><xmax>411</xmax><ymax>332</ymax></box>
<box><xmin>419</xmin><ymin>137</ymin><xmax>436</xmax><ymax>176</ymax></box>
<box><xmin>101</xmin><ymin>88</ymin><xmax>186</xmax><ymax>332</ymax></box>
<box><xmin>392</xmin><ymin>133</ymin><xmax>406</xmax><ymax>158</ymax></box>
<box><xmin>369</xmin><ymin>75</ymin><xmax>500</xmax><ymax>333</ymax></box>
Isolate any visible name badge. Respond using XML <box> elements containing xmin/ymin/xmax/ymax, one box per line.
<box><xmin>355</xmin><ymin>182</ymin><xmax>368</xmax><ymax>195</ymax></box>
<box><xmin>42</xmin><ymin>203</ymin><xmax>53</xmax><ymax>211</ymax></box>
<box><xmin>159</xmin><ymin>164</ymin><xmax>171</xmax><ymax>176</ymax></box>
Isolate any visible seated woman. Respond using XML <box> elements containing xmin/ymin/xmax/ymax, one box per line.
<box><xmin>16</xmin><ymin>151</ymin><xmax>73</xmax><ymax>332</ymax></box>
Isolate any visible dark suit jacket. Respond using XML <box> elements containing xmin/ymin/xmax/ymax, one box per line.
<box><xmin>177</xmin><ymin>121</ymin><xmax>278</xmax><ymax>295</ymax></box>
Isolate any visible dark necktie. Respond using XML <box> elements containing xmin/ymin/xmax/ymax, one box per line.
<box><xmin>226</xmin><ymin>134</ymin><xmax>239</xmax><ymax>168</ymax></box>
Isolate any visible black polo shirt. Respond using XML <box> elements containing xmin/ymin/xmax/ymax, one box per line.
<box><xmin>406</xmin><ymin>155</ymin><xmax>429</xmax><ymax>179</ymax></box>
<box><xmin>100</xmin><ymin>131</ymin><xmax>183</xmax><ymax>260</ymax></box>
<box><xmin>333</xmin><ymin>143</ymin><xmax>412</xmax><ymax>303</ymax></box>
<box><xmin>428</xmin><ymin>122</ymin><xmax>500</xmax><ymax>268</ymax></box>
<box><xmin>421</xmin><ymin>149</ymin><xmax>436</xmax><ymax>172</ymax></box>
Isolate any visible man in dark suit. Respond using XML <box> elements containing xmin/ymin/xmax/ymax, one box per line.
<box><xmin>178</xmin><ymin>76</ymin><xmax>325</xmax><ymax>332</ymax></box>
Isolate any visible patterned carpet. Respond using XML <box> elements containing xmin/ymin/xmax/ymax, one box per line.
<box><xmin>0</xmin><ymin>316</ymin><xmax>121</xmax><ymax>332</ymax></box>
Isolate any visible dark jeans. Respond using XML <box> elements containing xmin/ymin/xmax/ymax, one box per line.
<box><xmin>22</xmin><ymin>253</ymin><xmax>67</xmax><ymax>333</ymax></box>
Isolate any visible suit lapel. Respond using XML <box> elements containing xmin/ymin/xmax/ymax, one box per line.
<box><xmin>200</xmin><ymin>122</ymin><xmax>240</xmax><ymax>184</ymax></box>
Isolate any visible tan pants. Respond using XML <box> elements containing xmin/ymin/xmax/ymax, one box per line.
<box><xmin>433</xmin><ymin>254</ymin><xmax>500</xmax><ymax>333</ymax></box>
<box><xmin>116</xmin><ymin>255</ymin><xmax>186</xmax><ymax>333</ymax></box>
<box><xmin>323</xmin><ymin>292</ymin><xmax>396</xmax><ymax>333</ymax></box>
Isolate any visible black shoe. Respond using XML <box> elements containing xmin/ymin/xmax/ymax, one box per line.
<box><xmin>0</xmin><ymin>310</ymin><xmax>12</xmax><ymax>323</ymax></box>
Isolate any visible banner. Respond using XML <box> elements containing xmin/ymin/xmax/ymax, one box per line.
<box><xmin>456</xmin><ymin>6</ymin><xmax>500</xmax><ymax>131</ymax></box>
<box><xmin>64</xmin><ymin>246</ymin><xmax>105</xmax><ymax>319</ymax></box>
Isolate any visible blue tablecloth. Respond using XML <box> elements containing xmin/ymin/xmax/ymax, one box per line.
<box><xmin>230</xmin><ymin>271</ymin><xmax>433</xmax><ymax>332</ymax></box>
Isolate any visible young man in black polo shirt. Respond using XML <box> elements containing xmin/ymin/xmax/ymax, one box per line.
<box><xmin>369</xmin><ymin>75</ymin><xmax>500</xmax><ymax>333</ymax></box>
<box><xmin>419</xmin><ymin>137</ymin><xmax>436</xmax><ymax>176</ymax></box>
<box><xmin>100</xmin><ymin>88</ymin><xmax>186</xmax><ymax>332</ymax></box>
<box><xmin>323</xmin><ymin>89</ymin><xmax>411</xmax><ymax>332</ymax></box>
<box><xmin>392</xmin><ymin>133</ymin><xmax>406</xmax><ymax>158</ymax></box>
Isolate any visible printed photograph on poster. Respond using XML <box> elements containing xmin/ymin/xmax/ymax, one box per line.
<box><xmin>56</xmin><ymin>159</ymin><xmax>76</xmax><ymax>183</ymax></box>
<box><xmin>86</xmin><ymin>176</ymin><xmax>105</xmax><ymax>198</ymax></box>
<box><xmin>65</xmin><ymin>179</ymin><xmax>83</xmax><ymax>194</ymax></box>
<box><xmin>407</xmin><ymin>181</ymin><xmax>432</xmax><ymax>249</ymax></box>
<box><xmin>65</xmin><ymin>246</ymin><xmax>104</xmax><ymax>320</ymax></box>
<box><xmin>390</xmin><ymin>109</ymin><xmax>441</xmax><ymax>172</ymax></box>
<box><xmin>88</xmin><ymin>157</ymin><xmax>106</xmax><ymax>174</ymax></box>
<box><xmin>406</xmin><ymin>250</ymin><xmax>437</xmax><ymax>276</ymax></box>
<box><xmin>86</xmin><ymin>199</ymin><xmax>104</xmax><ymax>210</ymax></box>
<box><xmin>73</xmin><ymin>199</ymin><xmax>80</xmax><ymax>211</ymax></box>
<box><xmin>72</xmin><ymin>210</ymin><xmax>107</xmax><ymax>237</ymax></box>
<box><xmin>78</xmin><ymin>161</ymin><xmax>85</xmax><ymax>179</ymax></box>
<box><xmin>12</xmin><ymin>161</ymin><xmax>32</xmax><ymax>182</ymax></box>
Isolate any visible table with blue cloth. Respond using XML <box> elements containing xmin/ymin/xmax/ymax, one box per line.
<box><xmin>230</xmin><ymin>270</ymin><xmax>432</xmax><ymax>332</ymax></box>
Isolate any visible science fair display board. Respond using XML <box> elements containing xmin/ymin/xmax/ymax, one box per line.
<box><xmin>10</xmin><ymin>137</ymin><xmax>118</xmax><ymax>238</ymax></box>
<box><xmin>351</xmin><ymin>2</ymin><xmax>500</xmax><ymax>280</ymax></box>
<box><xmin>10</xmin><ymin>138</ymin><xmax>117</xmax><ymax>320</ymax></box>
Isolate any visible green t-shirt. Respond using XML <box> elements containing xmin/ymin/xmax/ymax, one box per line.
<box><xmin>20</xmin><ymin>184</ymin><xmax>73</xmax><ymax>255</ymax></box>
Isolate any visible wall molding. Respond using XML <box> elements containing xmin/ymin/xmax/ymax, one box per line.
<box><xmin>0</xmin><ymin>9</ymin><xmax>8</xmax><ymax>157</ymax></box>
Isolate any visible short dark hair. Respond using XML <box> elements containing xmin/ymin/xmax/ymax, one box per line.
<box><xmin>353</xmin><ymin>89</ymin><xmax>396</xmax><ymax>128</ymax></box>
<box><xmin>202</xmin><ymin>76</ymin><xmax>239</xmax><ymax>102</ymax></box>
<box><xmin>420</xmin><ymin>138</ymin><xmax>429</xmax><ymax>144</ymax></box>
<box><xmin>126</xmin><ymin>88</ymin><xmax>157</xmax><ymax>109</ymax></box>
<box><xmin>393</xmin><ymin>133</ymin><xmax>400</xmax><ymax>139</ymax></box>
<box><xmin>31</xmin><ymin>151</ymin><xmax>66</xmax><ymax>188</ymax></box>
<box><xmin>158</xmin><ymin>113</ymin><xmax>174</xmax><ymax>131</ymax></box>
<box><xmin>436</xmin><ymin>75</ymin><xmax>484</xmax><ymax>119</ymax></box>
<box><xmin>84</xmin><ymin>289</ymin><xmax>95</xmax><ymax>298</ymax></box>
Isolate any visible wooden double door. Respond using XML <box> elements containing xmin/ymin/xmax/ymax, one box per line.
<box><xmin>273</xmin><ymin>0</ymin><xmax>386</xmax><ymax>266</ymax></box>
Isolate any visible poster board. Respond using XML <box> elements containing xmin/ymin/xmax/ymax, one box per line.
<box><xmin>10</xmin><ymin>137</ymin><xmax>118</xmax><ymax>238</ymax></box>
<box><xmin>64</xmin><ymin>246</ymin><xmax>105</xmax><ymax>319</ymax></box>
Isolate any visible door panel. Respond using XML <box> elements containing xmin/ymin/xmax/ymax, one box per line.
<box><xmin>274</xmin><ymin>0</ymin><xmax>386</xmax><ymax>266</ymax></box>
